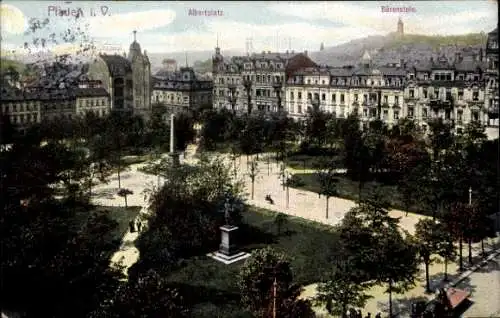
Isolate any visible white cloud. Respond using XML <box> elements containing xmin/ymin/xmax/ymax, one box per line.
<box><xmin>0</xmin><ymin>3</ymin><xmax>27</xmax><ymax>35</ymax></box>
<box><xmin>86</xmin><ymin>9</ymin><xmax>176</xmax><ymax>38</ymax></box>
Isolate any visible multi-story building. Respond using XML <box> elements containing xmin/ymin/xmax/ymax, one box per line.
<box><xmin>87</xmin><ymin>31</ymin><xmax>151</xmax><ymax>118</ymax></box>
<box><xmin>212</xmin><ymin>44</ymin><xmax>317</xmax><ymax>113</ymax></box>
<box><xmin>152</xmin><ymin>66</ymin><xmax>213</xmax><ymax>114</ymax></box>
<box><xmin>285</xmin><ymin>51</ymin><xmax>407</xmax><ymax>129</ymax></box>
<box><xmin>0</xmin><ymin>87</ymin><xmax>41</xmax><ymax>131</ymax></box>
<box><xmin>285</xmin><ymin>28</ymin><xmax>499</xmax><ymax>138</ymax></box>
<box><xmin>484</xmin><ymin>28</ymin><xmax>499</xmax><ymax>136</ymax></box>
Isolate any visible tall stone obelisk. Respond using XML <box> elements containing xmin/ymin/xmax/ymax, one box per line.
<box><xmin>169</xmin><ymin>114</ymin><xmax>179</xmax><ymax>166</ymax></box>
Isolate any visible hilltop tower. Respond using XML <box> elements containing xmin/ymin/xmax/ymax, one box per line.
<box><xmin>397</xmin><ymin>17</ymin><xmax>404</xmax><ymax>37</ymax></box>
<box><xmin>320</xmin><ymin>42</ymin><xmax>324</xmax><ymax>51</ymax></box>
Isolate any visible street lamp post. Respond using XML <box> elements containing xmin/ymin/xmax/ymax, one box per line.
<box><xmin>273</xmin><ymin>82</ymin><xmax>283</xmax><ymax>112</ymax></box>
<box><xmin>311</xmin><ymin>98</ymin><xmax>320</xmax><ymax>112</ymax></box>
<box><xmin>228</xmin><ymin>83</ymin><xmax>238</xmax><ymax>113</ymax></box>
<box><xmin>243</xmin><ymin>78</ymin><xmax>253</xmax><ymax>115</ymax></box>
<box><xmin>469</xmin><ymin>187</ymin><xmax>472</xmax><ymax>206</ymax></box>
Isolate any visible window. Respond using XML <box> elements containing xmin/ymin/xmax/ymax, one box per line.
<box><xmin>298</xmin><ymin>92</ymin><xmax>302</xmax><ymax>99</ymax></box>
<box><xmin>321</xmin><ymin>94</ymin><xmax>326</xmax><ymax>101</ymax></box>
<box><xmin>268</xmin><ymin>75</ymin><xmax>271</xmax><ymax>83</ymax></box>
<box><xmin>256</xmin><ymin>75</ymin><xmax>261</xmax><ymax>83</ymax></box>
<box><xmin>423</xmin><ymin>88</ymin><xmax>428</xmax><ymax>98</ymax></box>
<box><xmin>446</xmin><ymin>92</ymin><xmax>452</xmax><ymax>101</ymax></box>
<box><xmin>298</xmin><ymin>105</ymin><xmax>302</xmax><ymax>113</ymax></box>
<box><xmin>383</xmin><ymin>110</ymin><xmax>388</xmax><ymax>120</ymax></box>
<box><xmin>307</xmin><ymin>93</ymin><xmax>312</xmax><ymax>100</ymax></box>
<box><xmin>472</xmin><ymin>91</ymin><xmax>479</xmax><ymax>101</ymax></box>
<box><xmin>408</xmin><ymin>107</ymin><xmax>414</xmax><ymax>117</ymax></box>
<box><xmin>307</xmin><ymin>79</ymin><xmax>311</xmax><ymax>84</ymax></box>
<box><xmin>457</xmin><ymin>110</ymin><xmax>463</xmax><ymax>122</ymax></box>
<box><xmin>322</xmin><ymin>80</ymin><xmax>325</xmax><ymax>85</ymax></box>
<box><xmin>422</xmin><ymin>108</ymin><xmax>428</xmax><ymax>118</ymax></box>
<box><xmin>409</xmin><ymin>89</ymin><xmax>414</xmax><ymax>98</ymax></box>
<box><xmin>445</xmin><ymin>111</ymin><xmax>451</xmax><ymax>120</ymax></box>
<box><xmin>354</xmin><ymin>94</ymin><xmax>359</xmax><ymax>102</ymax></box>
<box><xmin>383</xmin><ymin>95</ymin><xmax>388</xmax><ymax>104</ymax></box>
<box><xmin>394</xmin><ymin>96</ymin><xmax>399</xmax><ymax>105</ymax></box>
<box><xmin>314</xmin><ymin>93</ymin><xmax>319</xmax><ymax>100</ymax></box>
<box><xmin>290</xmin><ymin>92</ymin><xmax>294</xmax><ymax>100</ymax></box>
<box><xmin>472</xmin><ymin>111</ymin><xmax>479</xmax><ymax>121</ymax></box>
<box><xmin>363</xmin><ymin>109</ymin><xmax>368</xmax><ymax>117</ymax></box>
<box><xmin>458</xmin><ymin>90</ymin><xmax>464</xmax><ymax>100</ymax></box>
<box><xmin>340</xmin><ymin>94</ymin><xmax>345</xmax><ymax>104</ymax></box>
<box><xmin>394</xmin><ymin>111</ymin><xmax>399</xmax><ymax>120</ymax></box>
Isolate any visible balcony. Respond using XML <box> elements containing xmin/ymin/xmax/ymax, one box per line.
<box><xmin>430</xmin><ymin>99</ymin><xmax>453</xmax><ymax>110</ymax></box>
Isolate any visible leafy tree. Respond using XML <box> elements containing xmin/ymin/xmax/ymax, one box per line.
<box><xmin>117</xmin><ymin>188</ymin><xmax>134</xmax><ymax>208</ymax></box>
<box><xmin>444</xmin><ymin>202</ymin><xmax>468</xmax><ymax>271</ymax></box>
<box><xmin>136</xmin><ymin>156</ymin><xmax>246</xmax><ymax>266</ymax></box>
<box><xmin>435</xmin><ymin>222</ymin><xmax>456</xmax><ymax>282</ymax></box>
<box><xmin>89</xmin><ymin>269</ymin><xmax>188</xmax><ymax>318</ymax></box>
<box><xmin>1</xmin><ymin>138</ymin><xmax>125</xmax><ymax>317</ymax></box>
<box><xmin>315</xmin><ymin>258</ymin><xmax>372</xmax><ymax>317</ymax></box>
<box><xmin>375</xmin><ymin>228</ymin><xmax>419</xmax><ymax>317</ymax></box>
<box><xmin>174</xmin><ymin>111</ymin><xmax>196</xmax><ymax>154</ymax></box>
<box><xmin>317</xmin><ymin>168</ymin><xmax>339</xmax><ymax>219</ymax></box>
<box><xmin>238</xmin><ymin>247</ymin><xmax>314</xmax><ymax>318</ymax></box>
<box><xmin>273</xmin><ymin>212</ymin><xmax>289</xmax><ymax>236</ymax></box>
<box><xmin>414</xmin><ymin>219</ymin><xmax>442</xmax><ymax>292</ymax></box>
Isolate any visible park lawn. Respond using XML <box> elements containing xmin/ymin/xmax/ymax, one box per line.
<box><xmin>164</xmin><ymin>206</ymin><xmax>341</xmax><ymax>317</ymax></box>
<box><xmin>291</xmin><ymin>173</ymin><xmax>426</xmax><ymax>215</ymax></box>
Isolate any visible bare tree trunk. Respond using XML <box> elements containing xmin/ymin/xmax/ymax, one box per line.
<box><xmin>388</xmin><ymin>280</ymin><xmax>393</xmax><ymax>318</ymax></box>
<box><xmin>124</xmin><ymin>195</ymin><xmax>128</xmax><ymax>208</ymax></box>
<box><xmin>468</xmin><ymin>238</ymin><xmax>473</xmax><ymax>266</ymax></box>
<box><xmin>444</xmin><ymin>257</ymin><xmax>449</xmax><ymax>281</ymax></box>
<box><xmin>326</xmin><ymin>197</ymin><xmax>329</xmax><ymax>219</ymax></box>
<box><xmin>117</xmin><ymin>167</ymin><xmax>121</xmax><ymax>189</ymax></box>
<box><xmin>459</xmin><ymin>238</ymin><xmax>464</xmax><ymax>271</ymax></box>
<box><xmin>286</xmin><ymin>186</ymin><xmax>289</xmax><ymax>209</ymax></box>
<box><xmin>251</xmin><ymin>180</ymin><xmax>255</xmax><ymax>200</ymax></box>
<box><xmin>425</xmin><ymin>260</ymin><xmax>430</xmax><ymax>293</ymax></box>
<box><xmin>481</xmin><ymin>239</ymin><xmax>485</xmax><ymax>257</ymax></box>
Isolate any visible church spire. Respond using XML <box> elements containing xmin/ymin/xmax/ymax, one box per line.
<box><xmin>185</xmin><ymin>52</ymin><xmax>188</xmax><ymax>67</ymax></box>
<box><xmin>133</xmin><ymin>30</ymin><xmax>137</xmax><ymax>42</ymax></box>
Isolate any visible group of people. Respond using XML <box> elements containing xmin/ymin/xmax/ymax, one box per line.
<box><xmin>347</xmin><ymin>310</ymin><xmax>382</xmax><ymax>318</ymax></box>
<box><xmin>129</xmin><ymin>218</ymin><xmax>143</xmax><ymax>233</ymax></box>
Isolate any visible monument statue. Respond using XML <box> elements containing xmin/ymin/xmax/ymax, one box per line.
<box><xmin>224</xmin><ymin>198</ymin><xmax>232</xmax><ymax>226</ymax></box>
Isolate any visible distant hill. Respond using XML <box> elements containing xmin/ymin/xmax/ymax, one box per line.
<box><xmin>310</xmin><ymin>32</ymin><xmax>488</xmax><ymax>66</ymax></box>
<box><xmin>0</xmin><ymin>58</ymin><xmax>25</xmax><ymax>73</ymax></box>
<box><xmin>147</xmin><ymin>49</ymin><xmax>243</xmax><ymax>72</ymax></box>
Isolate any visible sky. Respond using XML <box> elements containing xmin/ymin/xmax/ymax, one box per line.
<box><xmin>0</xmin><ymin>1</ymin><xmax>498</xmax><ymax>59</ymax></box>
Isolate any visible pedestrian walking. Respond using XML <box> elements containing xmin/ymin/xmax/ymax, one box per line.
<box><xmin>375</xmin><ymin>313</ymin><xmax>381</xmax><ymax>318</ymax></box>
<box><xmin>137</xmin><ymin>219</ymin><xmax>142</xmax><ymax>232</ymax></box>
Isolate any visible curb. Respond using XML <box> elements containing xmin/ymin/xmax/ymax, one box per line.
<box><xmin>394</xmin><ymin>241</ymin><xmax>500</xmax><ymax>318</ymax></box>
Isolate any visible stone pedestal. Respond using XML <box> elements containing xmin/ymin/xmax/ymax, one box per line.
<box><xmin>208</xmin><ymin>225</ymin><xmax>250</xmax><ymax>264</ymax></box>
<box><xmin>169</xmin><ymin>152</ymin><xmax>180</xmax><ymax>166</ymax></box>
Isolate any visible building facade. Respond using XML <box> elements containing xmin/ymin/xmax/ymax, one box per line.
<box><xmin>87</xmin><ymin>31</ymin><xmax>151</xmax><ymax>117</ymax></box>
<box><xmin>151</xmin><ymin>67</ymin><xmax>213</xmax><ymax>114</ymax></box>
<box><xmin>285</xmin><ymin>51</ymin><xmax>406</xmax><ymax>129</ymax></box>
<box><xmin>212</xmin><ymin>45</ymin><xmax>317</xmax><ymax>113</ymax></box>
<box><xmin>284</xmin><ymin>29</ymin><xmax>499</xmax><ymax>137</ymax></box>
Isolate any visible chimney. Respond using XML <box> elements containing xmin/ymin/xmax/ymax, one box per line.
<box><xmin>286</xmin><ymin>50</ymin><xmax>289</xmax><ymax>55</ymax></box>
<box><xmin>291</xmin><ymin>50</ymin><xmax>295</xmax><ymax>54</ymax></box>
<box><xmin>304</xmin><ymin>50</ymin><xmax>308</xmax><ymax>56</ymax></box>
